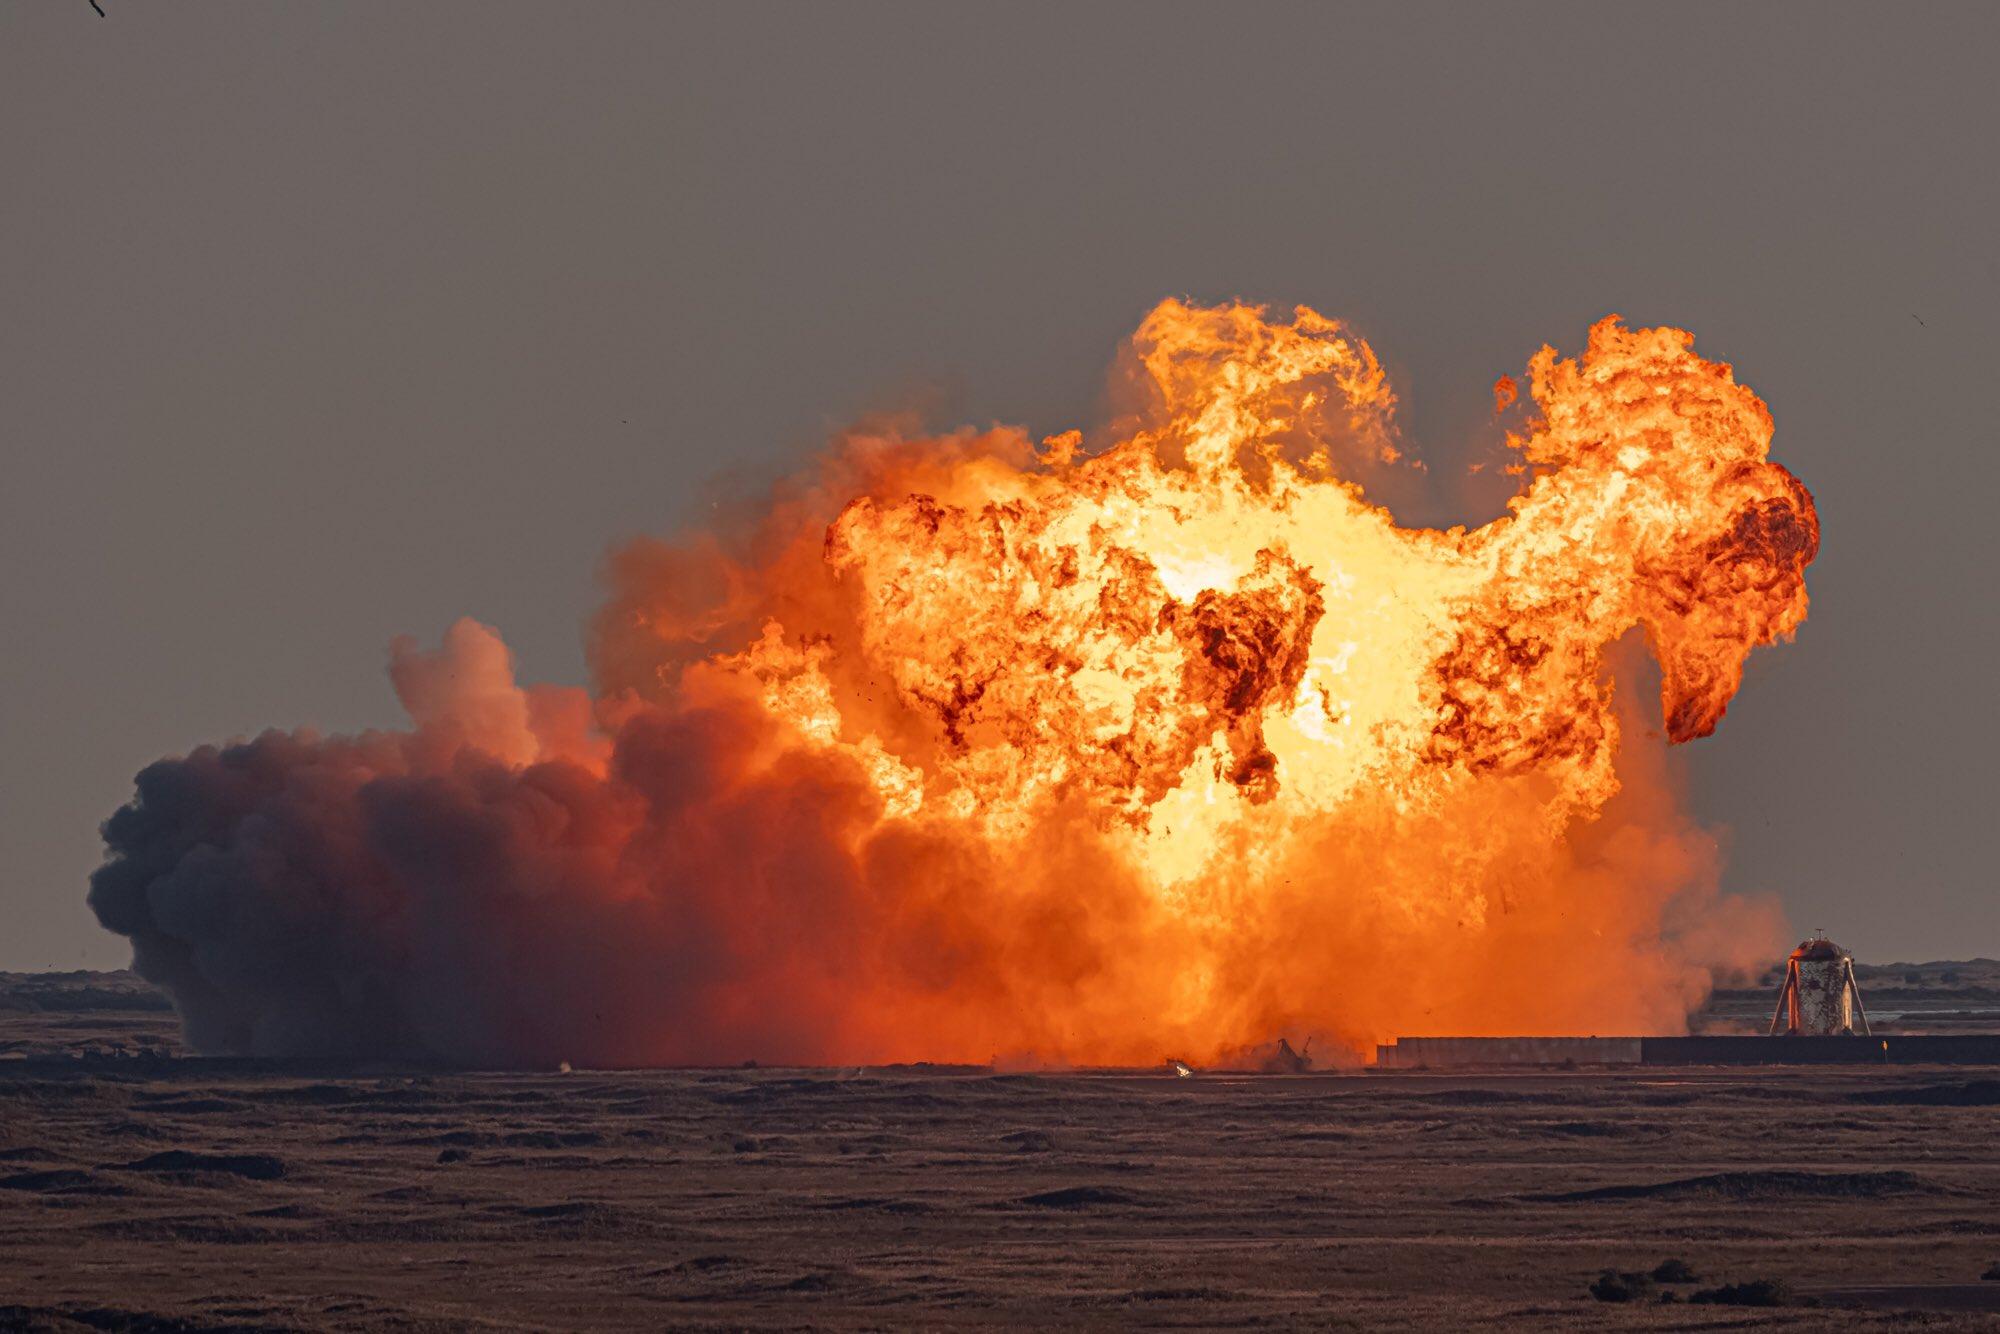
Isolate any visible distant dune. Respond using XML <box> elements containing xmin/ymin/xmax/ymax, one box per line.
<box><xmin>0</xmin><ymin>970</ymin><xmax>173</xmax><ymax>1013</ymax></box>
<box><xmin>1698</xmin><ymin>957</ymin><xmax>2000</xmax><ymax>1036</ymax></box>
<box><xmin>0</xmin><ymin>970</ymin><xmax>179</xmax><ymax>1062</ymax></box>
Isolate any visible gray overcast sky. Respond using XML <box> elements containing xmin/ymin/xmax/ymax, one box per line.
<box><xmin>3</xmin><ymin>3</ymin><xmax>1995</xmax><ymax>969</ymax></box>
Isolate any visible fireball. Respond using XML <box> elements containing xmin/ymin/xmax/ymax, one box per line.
<box><xmin>94</xmin><ymin>300</ymin><xmax>1815</xmax><ymax>1067</ymax></box>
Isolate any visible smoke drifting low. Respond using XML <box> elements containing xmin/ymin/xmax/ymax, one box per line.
<box><xmin>91</xmin><ymin>622</ymin><xmax>927</xmax><ymax>1065</ymax></box>
<box><xmin>90</xmin><ymin>302</ymin><xmax>1814</xmax><ymax>1067</ymax></box>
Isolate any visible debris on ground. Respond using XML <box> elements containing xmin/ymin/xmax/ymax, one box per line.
<box><xmin>1260</xmin><ymin>1037</ymin><xmax>1311</xmax><ymax>1074</ymax></box>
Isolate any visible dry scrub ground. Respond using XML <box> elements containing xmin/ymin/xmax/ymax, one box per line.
<box><xmin>3</xmin><ymin>981</ymin><xmax>2000</xmax><ymax>1330</ymax></box>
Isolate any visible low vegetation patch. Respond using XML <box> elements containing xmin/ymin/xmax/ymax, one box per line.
<box><xmin>113</xmin><ymin>1150</ymin><xmax>287</xmax><ymax>1180</ymax></box>
<box><xmin>1690</xmin><ymin>1278</ymin><xmax>1791</xmax><ymax>1306</ymax></box>
<box><xmin>1851</xmin><ymin>1080</ymin><xmax>2000</xmax><ymax>1107</ymax></box>
<box><xmin>1020</xmin><ymin>1185</ymin><xmax>1141</xmax><ymax>1209</ymax></box>
<box><xmin>1531</xmin><ymin>1169</ymin><xmax>1931</xmax><ymax>1203</ymax></box>
<box><xmin>1588</xmin><ymin>1271</ymin><xmax>1656</xmax><ymax>1303</ymax></box>
<box><xmin>0</xmin><ymin>1168</ymin><xmax>102</xmax><ymax>1193</ymax></box>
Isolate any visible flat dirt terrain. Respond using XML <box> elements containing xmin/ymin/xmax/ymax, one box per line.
<box><xmin>5</xmin><ymin>981</ymin><xmax>2000</xmax><ymax>1330</ymax></box>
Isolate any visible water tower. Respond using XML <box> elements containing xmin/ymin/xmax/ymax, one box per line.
<box><xmin>1767</xmin><ymin>931</ymin><xmax>1870</xmax><ymax>1036</ymax></box>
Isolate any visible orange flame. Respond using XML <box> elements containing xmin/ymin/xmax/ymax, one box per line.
<box><xmin>582</xmin><ymin>300</ymin><xmax>1814</xmax><ymax>1063</ymax></box>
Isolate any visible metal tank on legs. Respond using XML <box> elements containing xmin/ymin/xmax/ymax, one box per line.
<box><xmin>1768</xmin><ymin>932</ymin><xmax>1870</xmax><ymax>1036</ymax></box>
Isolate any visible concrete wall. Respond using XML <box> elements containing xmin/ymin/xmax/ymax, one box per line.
<box><xmin>1372</xmin><ymin>1034</ymin><xmax>2000</xmax><ymax>1067</ymax></box>
<box><xmin>1640</xmin><ymin>1034</ymin><xmax>2000</xmax><ymax>1064</ymax></box>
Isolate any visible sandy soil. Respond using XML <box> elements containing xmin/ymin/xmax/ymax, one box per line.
<box><xmin>4</xmin><ymin>983</ymin><xmax>2000</xmax><ymax>1330</ymax></box>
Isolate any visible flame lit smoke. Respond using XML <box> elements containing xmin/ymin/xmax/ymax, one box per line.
<box><xmin>90</xmin><ymin>301</ymin><xmax>1816</xmax><ymax>1066</ymax></box>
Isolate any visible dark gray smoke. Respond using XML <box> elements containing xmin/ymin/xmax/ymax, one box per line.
<box><xmin>88</xmin><ymin>620</ymin><xmax>895</xmax><ymax>1066</ymax></box>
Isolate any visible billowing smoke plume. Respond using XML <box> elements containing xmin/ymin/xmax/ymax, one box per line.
<box><xmin>91</xmin><ymin>301</ymin><xmax>1814</xmax><ymax>1066</ymax></box>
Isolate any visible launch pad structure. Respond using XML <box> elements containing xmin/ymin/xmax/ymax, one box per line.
<box><xmin>1376</xmin><ymin>935</ymin><xmax>2000</xmax><ymax>1069</ymax></box>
